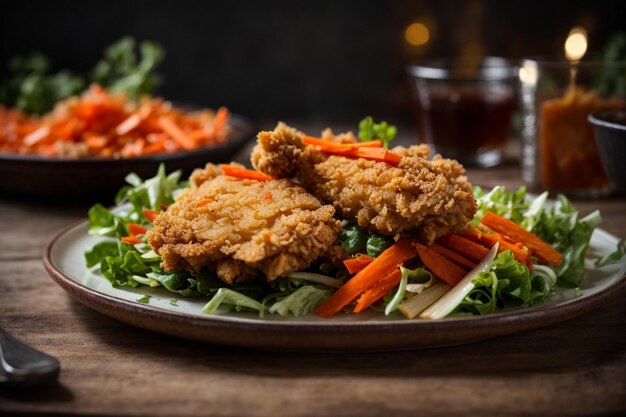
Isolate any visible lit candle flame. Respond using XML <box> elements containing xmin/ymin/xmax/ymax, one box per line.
<box><xmin>565</xmin><ymin>27</ymin><xmax>588</xmax><ymax>62</ymax></box>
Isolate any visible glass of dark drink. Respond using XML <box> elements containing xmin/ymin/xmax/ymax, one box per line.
<box><xmin>407</xmin><ymin>57</ymin><xmax>518</xmax><ymax>167</ymax></box>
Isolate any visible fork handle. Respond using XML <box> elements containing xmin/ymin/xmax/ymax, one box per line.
<box><xmin>0</xmin><ymin>328</ymin><xmax>60</xmax><ymax>386</ymax></box>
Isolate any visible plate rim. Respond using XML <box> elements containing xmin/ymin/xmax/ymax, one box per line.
<box><xmin>43</xmin><ymin>217</ymin><xmax>626</xmax><ymax>350</ymax></box>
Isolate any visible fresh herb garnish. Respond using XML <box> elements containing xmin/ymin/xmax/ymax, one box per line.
<box><xmin>358</xmin><ymin>116</ymin><xmax>397</xmax><ymax>149</ymax></box>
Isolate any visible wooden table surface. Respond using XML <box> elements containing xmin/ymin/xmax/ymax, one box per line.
<box><xmin>1</xmin><ymin>127</ymin><xmax>625</xmax><ymax>417</ymax></box>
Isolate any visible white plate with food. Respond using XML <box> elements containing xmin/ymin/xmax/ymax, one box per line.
<box><xmin>44</xmin><ymin>119</ymin><xmax>626</xmax><ymax>351</ymax></box>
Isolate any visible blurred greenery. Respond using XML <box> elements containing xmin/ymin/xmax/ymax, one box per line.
<box><xmin>592</xmin><ymin>32</ymin><xmax>626</xmax><ymax>97</ymax></box>
<box><xmin>0</xmin><ymin>37</ymin><xmax>165</xmax><ymax>115</ymax></box>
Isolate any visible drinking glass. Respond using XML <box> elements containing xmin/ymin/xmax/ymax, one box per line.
<box><xmin>407</xmin><ymin>57</ymin><xmax>518</xmax><ymax>167</ymax></box>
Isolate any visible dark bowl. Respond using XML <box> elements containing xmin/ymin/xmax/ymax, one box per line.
<box><xmin>0</xmin><ymin>113</ymin><xmax>255</xmax><ymax>201</ymax></box>
<box><xmin>588</xmin><ymin>111</ymin><xmax>626</xmax><ymax>192</ymax></box>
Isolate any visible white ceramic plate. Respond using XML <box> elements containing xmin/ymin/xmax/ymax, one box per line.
<box><xmin>44</xmin><ymin>219</ymin><xmax>626</xmax><ymax>351</ymax></box>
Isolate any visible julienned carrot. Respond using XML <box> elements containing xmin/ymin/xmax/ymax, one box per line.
<box><xmin>437</xmin><ymin>234</ymin><xmax>489</xmax><ymax>263</ymax></box>
<box><xmin>143</xmin><ymin>209</ymin><xmax>160</xmax><ymax>223</ymax></box>
<box><xmin>429</xmin><ymin>243</ymin><xmax>477</xmax><ymax>269</ymax></box>
<box><xmin>415</xmin><ymin>243</ymin><xmax>467</xmax><ymax>286</ymax></box>
<box><xmin>353</xmin><ymin>269</ymin><xmax>402</xmax><ymax>313</ymax></box>
<box><xmin>128</xmin><ymin>223</ymin><xmax>147</xmax><ymax>236</ymax></box>
<box><xmin>343</xmin><ymin>255</ymin><xmax>375</xmax><ymax>274</ymax></box>
<box><xmin>303</xmin><ymin>136</ymin><xmax>383</xmax><ymax>149</ymax></box>
<box><xmin>332</xmin><ymin>147</ymin><xmax>403</xmax><ymax>166</ymax></box>
<box><xmin>158</xmin><ymin>116</ymin><xmax>195</xmax><ymax>150</ymax></box>
<box><xmin>302</xmin><ymin>136</ymin><xmax>402</xmax><ymax>166</ymax></box>
<box><xmin>121</xmin><ymin>236</ymin><xmax>141</xmax><ymax>244</ymax></box>
<box><xmin>481</xmin><ymin>211</ymin><xmax>563</xmax><ymax>266</ymax></box>
<box><xmin>463</xmin><ymin>226</ymin><xmax>531</xmax><ymax>267</ymax></box>
<box><xmin>315</xmin><ymin>239</ymin><xmax>416</xmax><ymax>318</ymax></box>
<box><xmin>220</xmin><ymin>165</ymin><xmax>274</xmax><ymax>181</ymax></box>
<box><xmin>1</xmin><ymin>87</ymin><xmax>230</xmax><ymax>159</ymax></box>
<box><xmin>195</xmin><ymin>197</ymin><xmax>214</xmax><ymax>207</ymax></box>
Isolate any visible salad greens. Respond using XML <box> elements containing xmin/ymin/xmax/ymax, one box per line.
<box><xmin>474</xmin><ymin>186</ymin><xmax>601</xmax><ymax>288</ymax></box>
<box><xmin>84</xmin><ymin>167</ymin><xmax>622</xmax><ymax>320</ymax></box>
<box><xmin>0</xmin><ymin>37</ymin><xmax>165</xmax><ymax>115</ymax></box>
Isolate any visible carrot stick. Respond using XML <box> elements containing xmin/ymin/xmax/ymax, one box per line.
<box><xmin>415</xmin><ymin>243</ymin><xmax>467</xmax><ymax>286</ymax></box>
<box><xmin>220</xmin><ymin>165</ymin><xmax>274</xmax><ymax>181</ymax></box>
<box><xmin>302</xmin><ymin>136</ymin><xmax>402</xmax><ymax>166</ymax></box>
<box><xmin>128</xmin><ymin>223</ymin><xmax>148</xmax><ymax>236</ymax></box>
<box><xmin>303</xmin><ymin>136</ymin><xmax>383</xmax><ymax>149</ymax></box>
<box><xmin>437</xmin><ymin>234</ymin><xmax>489</xmax><ymax>263</ymax></box>
<box><xmin>353</xmin><ymin>269</ymin><xmax>402</xmax><ymax>313</ymax></box>
<box><xmin>195</xmin><ymin>197</ymin><xmax>215</xmax><ymax>207</ymax></box>
<box><xmin>158</xmin><ymin>116</ymin><xmax>195</xmax><ymax>150</ymax></box>
<box><xmin>315</xmin><ymin>239</ymin><xmax>416</xmax><ymax>318</ymax></box>
<box><xmin>481</xmin><ymin>211</ymin><xmax>563</xmax><ymax>266</ymax></box>
<box><xmin>211</xmin><ymin>106</ymin><xmax>230</xmax><ymax>136</ymax></box>
<box><xmin>343</xmin><ymin>255</ymin><xmax>375</xmax><ymax>274</ymax></box>
<box><xmin>464</xmin><ymin>226</ymin><xmax>531</xmax><ymax>267</ymax></box>
<box><xmin>143</xmin><ymin>209</ymin><xmax>160</xmax><ymax>223</ymax></box>
<box><xmin>429</xmin><ymin>243</ymin><xmax>477</xmax><ymax>269</ymax></box>
<box><xmin>121</xmin><ymin>236</ymin><xmax>141</xmax><ymax>244</ymax></box>
<box><xmin>330</xmin><ymin>147</ymin><xmax>403</xmax><ymax>166</ymax></box>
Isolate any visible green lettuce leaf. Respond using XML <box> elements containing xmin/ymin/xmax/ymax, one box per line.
<box><xmin>268</xmin><ymin>285</ymin><xmax>331</xmax><ymax>317</ymax></box>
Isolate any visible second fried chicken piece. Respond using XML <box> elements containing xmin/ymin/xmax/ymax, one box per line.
<box><xmin>147</xmin><ymin>163</ymin><xmax>341</xmax><ymax>284</ymax></box>
<box><xmin>251</xmin><ymin>123</ymin><xmax>477</xmax><ymax>242</ymax></box>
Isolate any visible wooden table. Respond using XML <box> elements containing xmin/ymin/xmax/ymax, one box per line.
<box><xmin>1</xmin><ymin>127</ymin><xmax>625</xmax><ymax>416</ymax></box>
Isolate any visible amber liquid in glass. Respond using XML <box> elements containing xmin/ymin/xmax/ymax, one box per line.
<box><xmin>415</xmin><ymin>86</ymin><xmax>515</xmax><ymax>157</ymax></box>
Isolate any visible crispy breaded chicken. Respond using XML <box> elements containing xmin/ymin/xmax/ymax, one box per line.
<box><xmin>146</xmin><ymin>163</ymin><xmax>341</xmax><ymax>284</ymax></box>
<box><xmin>251</xmin><ymin>123</ymin><xmax>477</xmax><ymax>242</ymax></box>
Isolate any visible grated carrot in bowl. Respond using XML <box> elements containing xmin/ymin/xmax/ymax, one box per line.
<box><xmin>0</xmin><ymin>84</ymin><xmax>230</xmax><ymax>159</ymax></box>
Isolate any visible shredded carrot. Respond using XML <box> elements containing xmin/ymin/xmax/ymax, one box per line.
<box><xmin>303</xmin><ymin>136</ymin><xmax>383</xmax><ymax>149</ymax></box>
<box><xmin>415</xmin><ymin>243</ymin><xmax>467</xmax><ymax>286</ymax></box>
<box><xmin>158</xmin><ymin>116</ymin><xmax>195</xmax><ymax>151</ymax></box>
<box><xmin>343</xmin><ymin>255</ymin><xmax>375</xmax><ymax>274</ymax></box>
<box><xmin>143</xmin><ymin>209</ymin><xmax>160</xmax><ymax>223</ymax></box>
<box><xmin>121</xmin><ymin>236</ymin><xmax>141</xmax><ymax>244</ymax></box>
<box><xmin>481</xmin><ymin>211</ymin><xmax>563</xmax><ymax>266</ymax></box>
<box><xmin>128</xmin><ymin>223</ymin><xmax>148</xmax><ymax>236</ymax></box>
<box><xmin>195</xmin><ymin>197</ymin><xmax>214</xmax><ymax>207</ymax></box>
<box><xmin>464</xmin><ymin>225</ymin><xmax>532</xmax><ymax>268</ymax></box>
<box><xmin>301</xmin><ymin>135</ymin><xmax>401</xmax><ymax>166</ymax></box>
<box><xmin>0</xmin><ymin>85</ymin><xmax>231</xmax><ymax>158</ymax></box>
<box><xmin>437</xmin><ymin>234</ymin><xmax>489</xmax><ymax>263</ymax></box>
<box><xmin>220</xmin><ymin>165</ymin><xmax>274</xmax><ymax>181</ymax></box>
<box><xmin>329</xmin><ymin>147</ymin><xmax>403</xmax><ymax>166</ymax></box>
<box><xmin>315</xmin><ymin>239</ymin><xmax>416</xmax><ymax>318</ymax></box>
<box><xmin>429</xmin><ymin>243</ymin><xmax>477</xmax><ymax>269</ymax></box>
<box><xmin>353</xmin><ymin>269</ymin><xmax>402</xmax><ymax>313</ymax></box>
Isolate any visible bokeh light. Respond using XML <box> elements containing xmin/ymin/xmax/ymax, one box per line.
<box><xmin>405</xmin><ymin>22</ymin><xmax>430</xmax><ymax>46</ymax></box>
<box><xmin>565</xmin><ymin>26</ymin><xmax>588</xmax><ymax>61</ymax></box>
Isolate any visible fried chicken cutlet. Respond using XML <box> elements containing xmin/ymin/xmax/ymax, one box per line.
<box><xmin>146</xmin><ymin>163</ymin><xmax>341</xmax><ymax>284</ymax></box>
<box><xmin>251</xmin><ymin>123</ymin><xmax>477</xmax><ymax>242</ymax></box>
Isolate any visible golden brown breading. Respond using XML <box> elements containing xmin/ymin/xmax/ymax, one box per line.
<box><xmin>251</xmin><ymin>123</ymin><xmax>477</xmax><ymax>242</ymax></box>
<box><xmin>147</xmin><ymin>163</ymin><xmax>341</xmax><ymax>284</ymax></box>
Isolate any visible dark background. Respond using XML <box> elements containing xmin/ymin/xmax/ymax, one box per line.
<box><xmin>1</xmin><ymin>0</ymin><xmax>623</xmax><ymax>125</ymax></box>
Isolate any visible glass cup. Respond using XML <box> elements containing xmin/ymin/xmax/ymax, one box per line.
<box><xmin>407</xmin><ymin>57</ymin><xmax>518</xmax><ymax>167</ymax></box>
<box><xmin>519</xmin><ymin>59</ymin><xmax>626</xmax><ymax>197</ymax></box>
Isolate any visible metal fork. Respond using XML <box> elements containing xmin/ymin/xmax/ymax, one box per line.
<box><xmin>0</xmin><ymin>328</ymin><xmax>60</xmax><ymax>386</ymax></box>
